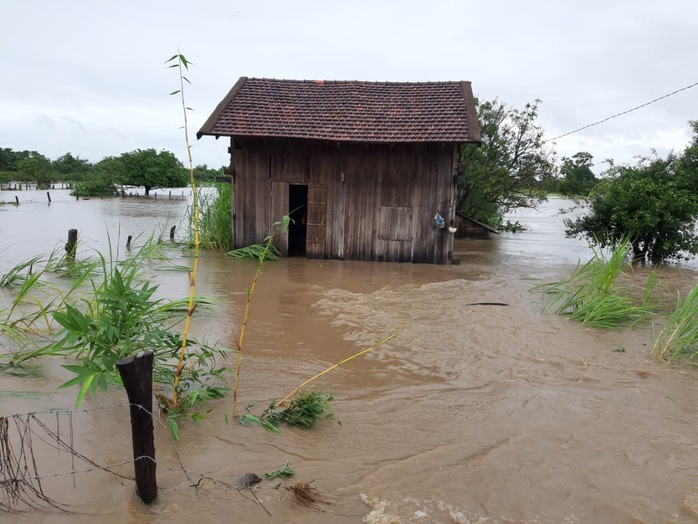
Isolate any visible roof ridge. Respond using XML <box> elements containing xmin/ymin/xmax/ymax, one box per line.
<box><xmin>247</xmin><ymin>77</ymin><xmax>467</xmax><ymax>85</ymax></box>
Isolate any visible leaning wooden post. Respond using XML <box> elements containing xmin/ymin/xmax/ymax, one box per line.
<box><xmin>14</xmin><ymin>196</ymin><xmax>19</xmax><ymax>205</ymax></box>
<box><xmin>65</xmin><ymin>229</ymin><xmax>78</xmax><ymax>259</ymax></box>
<box><xmin>116</xmin><ymin>352</ymin><xmax>158</xmax><ymax>505</ymax></box>
<box><xmin>47</xmin><ymin>191</ymin><xmax>52</xmax><ymax>203</ymax></box>
<box><xmin>169</xmin><ymin>225</ymin><xmax>176</xmax><ymax>241</ymax></box>
<box><xmin>126</xmin><ymin>235</ymin><xmax>133</xmax><ymax>250</ymax></box>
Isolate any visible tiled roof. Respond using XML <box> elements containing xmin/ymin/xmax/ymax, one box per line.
<box><xmin>198</xmin><ymin>78</ymin><xmax>480</xmax><ymax>143</ymax></box>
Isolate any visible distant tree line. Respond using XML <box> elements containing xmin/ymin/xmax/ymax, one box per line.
<box><xmin>0</xmin><ymin>147</ymin><xmax>224</xmax><ymax>195</ymax></box>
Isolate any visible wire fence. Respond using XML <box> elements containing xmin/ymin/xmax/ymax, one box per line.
<box><xmin>0</xmin><ymin>403</ymin><xmax>272</xmax><ymax>515</ymax></box>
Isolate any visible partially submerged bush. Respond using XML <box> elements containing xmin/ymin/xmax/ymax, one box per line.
<box><xmin>239</xmin><ymin>391</ymin><xmax>337</xmax><ymax>433</ymax></box>
<box><xmin>226</xmin><ymin>243</ymin><xmax>281</xmax><ymax>261</ymax></box>
<box><xmin>536</xmin><ymin>241</ymin><xmax>656</xmax><ymax>328</ymax></box>
<box><xmin>652</xmin><ymin>285</ymin><xmax>698</xmax><ymax>362</ymax></box>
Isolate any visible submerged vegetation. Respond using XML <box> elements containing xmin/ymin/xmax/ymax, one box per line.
<box><xmin>536</xmin><ymin>240</ymin><xmax>656</xmax><ymax>328</ymax></box>
<box><xmin>184</xmin><ymin>183</ymin><xmax>233</xmax><ymax>251</ymax></box>
<box><xmin>652</xmin><ymin>284</ymin><xmax>698</xmax><ymax>362</ymax></box>
<box><xmin>0</xmin><ymin>236</ymin><xmax>230</xmax><ymax>439</ymax></box>
<box><xmin>240</xmin><ymin>391</ymin><xmax>337</xmax><ymax>433</ymax></box>
<box><xmin>226</xmin><ymin>243</ymin><xmax>281</xmax><ymax>261</ymax></box>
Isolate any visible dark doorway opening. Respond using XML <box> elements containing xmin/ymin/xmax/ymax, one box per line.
<box><xmin>288</xmin><ymin>184</ymin><xmax>307</xmax><ymax>257</ymax></box>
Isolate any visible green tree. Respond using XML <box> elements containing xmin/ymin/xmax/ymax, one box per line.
<box><xmin>18</xmin><ymin>153</ymin><xmax>55</xmax><ymax>188</ymax></box>
<box><xmin>0</xmin><ymin>148</ymin><xmax>16</xmax><ymax>171</ymax></box>
<box><xmin>458</xmin><ymin>98</ymin><xmax>556</xmax><ymax>225</ymax></box>
<box><xmin>119</xmin><ymin>148</ymin><xmax>187</xmax><ymax>195</ymax></box>
<box><xmin>71</xmin><ymin>159</ymin><xmax>120</xmax><ymax>197</ymax></box>
<box><xmin>192</xmin><ymin>163</ymin><xmax>224</xmax><ymax>183</ymax></box>
<box><xmin>53</xmin><ymin>152</ymin><xmax>92</xmax><ymax>182</ymax></box>
<box><xmin>565</xmin><ymin>152</ymin><xmax>698</xmax><ymax>262</ymax></box>
<box><xmin>675</xmin><ymin>120</ymin><xmax>698</xmax><ymax>192</ymax></box>
<box><xmin>558</xmin><ymin>152</ymin><xmax>598</xmax><ymax>197</ymax></box>
<box><xmin>0</xmin><ymin>149</ymin><xmax>36</xmax><ymax>172</ymax></box>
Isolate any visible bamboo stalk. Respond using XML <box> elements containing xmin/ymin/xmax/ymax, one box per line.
<box><xmin>232</xmin><ymin>235</ymin><xmax>276</xmax><ymax>417</ymax></box>
<box><xmin>170</xmin><ymin>52</ymin><xmax>200</xmax><ymax>407</ymax></box>
<box><xmin>276</xmin><ymin>322</ymin><xmax>410</xmax><ymax>406</ymax></box>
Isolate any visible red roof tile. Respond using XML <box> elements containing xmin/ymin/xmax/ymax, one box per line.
<box><xmin>198</xmin><ymin>78</ymin><xmax>480</xmax><ymax>143</ymax></box>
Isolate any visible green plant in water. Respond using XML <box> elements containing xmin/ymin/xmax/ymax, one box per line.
<box><xmin>231</xmin><ymin>216</ymin><xmax>290</xmax><ymax>417</ymax></box>
<box><xmin>28</xmin><ymin>238</ymin><xmax>230</xmax><ymax>438</ymax></box>
<box><xmin>184</xmin><ymin>184</ymin><xmax>232</xmax><ymax>251</ymax></box>
<box><xmin>0</xmin><ymin>256</ymin><xmax>41</xmax><ymax>288</ymax></box>
<box><xmin>263</xmin><ymin>460</ymin><xmax>295</xmax><ymax>480</ymax></box>
<box><xmin>535</xmin><ymin>240</ymin><xmax>656</xmax><ymax>328</ymax></box>
<box><xmin>266</xmin><ymin>391</ymin><xmax>336</xmax><ymax>429</ymax></box>
<box><xmin>0</xmin><ymin>252</ymin><xmax>89</xmax><ymax>370</ymax></box>
<box><xmin>227</xmin><ymin>243</ymin><xmax>281</xmax><ymax>261</ymax></box>
<box><xmin>240</xmin><ymin>391</ymin><xmax>337</xmax><ymax>433</ymax></box>
<box><xmin>237</xmin><ymin>323</ymin><xmax>408</xmax><ymax>432</ymax></box>
<box><xmin>652</xmin><ymin>285</ymin><xmax>698</xmax><ymax>362</ymax></box>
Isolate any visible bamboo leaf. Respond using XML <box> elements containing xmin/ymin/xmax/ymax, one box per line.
<box><xmin>168</xmin><ymin>416</ymin><xmax>180</xmax><ymax>441</ymax></box>
<box><xmin>75</xmin><ymin>373</ymin><xmax>96</xmax><ymax>407</ymax></box>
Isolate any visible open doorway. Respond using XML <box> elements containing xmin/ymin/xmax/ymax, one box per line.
<box><xmin>288</xmin><ymin>184</ymin><xmax>307</xmax><ymax>257</ymax></box>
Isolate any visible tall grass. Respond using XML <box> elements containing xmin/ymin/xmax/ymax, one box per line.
<box><xmin>184</xmin><ymin>184</ymin><xmax>232</xmax><ymax>251</ymax></box>
<box><xmin>536</xmin><ymin>241</ymin><xmax>656</xmax><ymax>328</ymax></box>
<box><xmin>652</xmin><ymin>285</ymin><xmax>698</xmax><ymax>362</ymax></box>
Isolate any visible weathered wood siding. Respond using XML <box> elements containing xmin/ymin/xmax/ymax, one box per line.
<box><xmin>230</xmin><ymin>137</ymin><xmax>459</xmax><ymax>264</ymax></box>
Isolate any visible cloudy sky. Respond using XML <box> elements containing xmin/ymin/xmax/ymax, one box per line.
<box><xmin>1</xmin><ymin>0</ymin><xmax>696</xmax><ymax>173</ymax></box>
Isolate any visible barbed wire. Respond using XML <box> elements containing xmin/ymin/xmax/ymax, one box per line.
<box><xmin>1</xmin><ymin>402</ymin><xmax>272</xmax><ymax>515</ymax></box>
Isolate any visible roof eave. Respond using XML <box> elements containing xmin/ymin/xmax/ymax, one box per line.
<box><xmin>460</xmin><ymin>81</ymin><xmax>481</xmax><ymax>144</ymax></box>
<box><xmin>196</xmin><ymin>76</ymin><xmax>248</xmax><ymax>140</ymax></box>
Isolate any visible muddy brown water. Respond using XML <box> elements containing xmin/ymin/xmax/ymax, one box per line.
<box><xmin>3</xmin><ymin>191</ymin><xmax>698</xmax><ymax>523</ymax></box>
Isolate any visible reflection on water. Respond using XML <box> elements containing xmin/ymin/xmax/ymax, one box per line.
<box><xmin>2</xmin><ymin>192</ymin><xmax>698</xmax><ymax>523</ymax></box>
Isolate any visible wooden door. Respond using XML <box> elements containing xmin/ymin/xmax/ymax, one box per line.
<box><xmin>271</xmin><ymin>181</ymin><xmax>289</xmax><ymax>255</ymax></box>
<box><xmin>306</xmin><ymin>185</ymin><xmax>327</xmax><ymax>259</ymax></box>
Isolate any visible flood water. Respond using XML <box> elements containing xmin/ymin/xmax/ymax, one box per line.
<box><xmin>2</xmin><ymin>190</ymin><xmax>698</xmax><ymax>523</ymax></box>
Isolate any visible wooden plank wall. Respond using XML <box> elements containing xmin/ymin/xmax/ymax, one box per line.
<box><xmin>232</xmin><ymin>138</ymin><xmax>458</xmax><ymax>263</ymax></box>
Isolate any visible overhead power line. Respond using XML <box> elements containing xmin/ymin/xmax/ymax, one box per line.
<box><xmin>546</xmin><ymin>80</ymin><xmax>698</xmax><ymax>142</ymax></box>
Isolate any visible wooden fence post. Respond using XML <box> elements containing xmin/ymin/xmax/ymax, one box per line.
<box><xmin>47</xmin><ymin>192</ymin><xmax>52</xmax><ymax>203</ymax></box>
<box><xmin>126</xmin><ymin>235</ymin><xmax>133</xmax><ymax>250</ymax></box>
<box><xmin>169</xmin><ymin>226</ymin><xmax>176</xmax><ymax>241</ymax></box>
<box><xmin>116</xmin><ymin>352</ymin><xmax>158</xmax><ymax>505</ymax></box>
<box><xmin>65</xmin><ymin>229</ymin><xmax>78</xmax><ymax>259</ymax></box>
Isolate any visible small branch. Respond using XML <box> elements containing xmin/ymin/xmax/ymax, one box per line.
<box><xmin>232</xmin><ymin>232</ymin><xmax>278</xmax><ymax>417</ymax></box>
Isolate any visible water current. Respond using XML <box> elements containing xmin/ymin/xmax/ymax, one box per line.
<box><xmin>2</xmin><ymin>190</ymin><xmax>698</xmax><ymax>523</ymax></box>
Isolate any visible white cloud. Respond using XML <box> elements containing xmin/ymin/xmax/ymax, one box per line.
<box><xmin>1</xmin><ymin>0</ymin><xmax>696</xmax><ymax>168</ymax></box>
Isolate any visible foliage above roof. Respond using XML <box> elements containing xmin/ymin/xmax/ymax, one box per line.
<box><xmin>198</xmin><ymin>78</ymin><xmax>480</xmax><ymax>143</ymax></box>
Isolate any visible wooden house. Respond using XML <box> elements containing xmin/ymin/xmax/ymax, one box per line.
<box><xmin>197</xmin><ymin>77</ymin><xmax>481</xmax><ymax>263</ymax></box>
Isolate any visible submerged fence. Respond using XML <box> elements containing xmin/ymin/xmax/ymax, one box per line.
<box><xmin>0</xmin><ymin>402</ymin><xmax>272</xmax><ymax>516</ymax></box>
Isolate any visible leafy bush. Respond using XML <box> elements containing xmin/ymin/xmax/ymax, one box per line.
<box><xmin>565</xmin><ymin>142</ymin><xmax>698</xmax><ymax>263</ymax></box>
